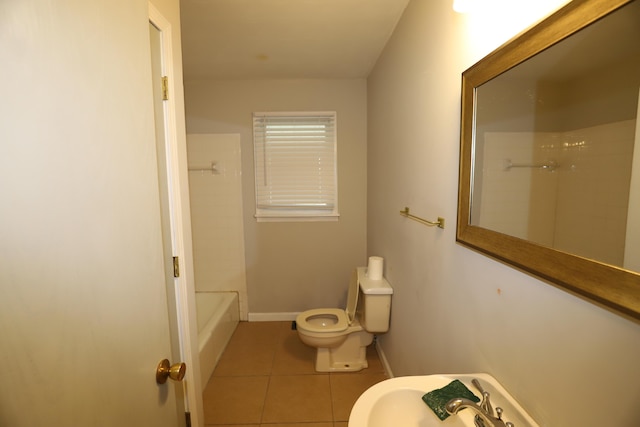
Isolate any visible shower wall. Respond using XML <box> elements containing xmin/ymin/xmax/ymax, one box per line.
<box><xmin>551</xmin><ymin>120</ymin><xmax>635</xmax><ymax>266</ymax></box>
<box><xmin>476</xmin><ymin>131</ymin><xmax>538</xmax><ymax>241</ymax></box>
<box><xmin>187</xmin><ymin>133</ymin><xmax>248</xmax><ymax>320</ymax></box>
<box><xmin>624</xmin><ymin>89</ymin><xmax>640</xmax><ymax>271</ymax></box>
<box><xmin>479</xmin><ymin>119</ymin><xmax>636</xmax><ymax>267</ymax></box>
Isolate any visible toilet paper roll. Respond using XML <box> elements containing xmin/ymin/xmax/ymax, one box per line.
<box><xmin>367</xmin><ymin>256</ymin><xmax>384</xmax><ymax>280</ymax></box>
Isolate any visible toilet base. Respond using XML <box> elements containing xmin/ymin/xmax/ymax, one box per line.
<box><xmin>314</xmin><ymin>330</ymin><xmax>373</xmax><ymax>372</ymax></box>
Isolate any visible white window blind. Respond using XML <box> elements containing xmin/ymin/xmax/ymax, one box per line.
<box><xmin>253</xmin><ymin>111</ymin><xmax>338</xmax><ymax>221</ymax></box>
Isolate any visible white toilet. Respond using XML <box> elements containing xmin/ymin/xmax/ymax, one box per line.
<box><xmin>295</xmin><ymin>266</ymin><xmax>393</xmax><ymax>372</ymax></box>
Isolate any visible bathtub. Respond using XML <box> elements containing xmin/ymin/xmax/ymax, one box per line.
<box><xmin>195</xmin><ymin>292</ymin><xmax>239</xmax><ymax>387</ymax></box>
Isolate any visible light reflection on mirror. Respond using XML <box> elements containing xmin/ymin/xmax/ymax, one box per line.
<box><xmin>469</xmin><ymin>0</ymin><xmax>640</xmax><ymax>271</ymax></box>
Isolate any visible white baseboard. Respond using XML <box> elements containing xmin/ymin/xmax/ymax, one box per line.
<box><xmin>247</xmin><ymin>312</ymin><xmax>300</xmax><ymax>322</ymax></box>
<box><xmin>375</xmin><ymin>339</ymin><xmax>394</xmax><ymax>378</ymax></box>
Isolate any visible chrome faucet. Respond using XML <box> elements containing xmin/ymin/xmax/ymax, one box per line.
<box><xmin>445</xmin><ymin>380</ymin><xmax>514</xmax><ymax>427</ymax></box>
<box><xmin>472</xmin><ymin>378</ymin><xmax>493</xmax><ymax>415</ymax></box>
<box><xmin>445</xmin><ymin>398</ymin><xmax>514</xmax><ymax>427</ymax></box>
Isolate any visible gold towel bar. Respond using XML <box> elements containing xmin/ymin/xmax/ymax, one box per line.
<box><xmin>399</xmin><ymin>207</ymin><xmax>445</xmax><ymax>229</ymax></box>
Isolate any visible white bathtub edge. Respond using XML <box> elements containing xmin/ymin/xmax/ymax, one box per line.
<box><xmin>197</xmin><ymin>292</ymin><xmax>239</xmax><ymax>388</ymax></box>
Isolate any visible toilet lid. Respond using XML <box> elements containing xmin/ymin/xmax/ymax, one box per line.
<box><xmin>344</xmin><ymin>269</ymin><xmax>359</xmax><ymax>324</ymax></box>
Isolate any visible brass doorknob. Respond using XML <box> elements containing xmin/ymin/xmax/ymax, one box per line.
<box><xmin>156</xmin><ymin>359</ymin><xmax>186</xmax><ymax>384</ymax></box>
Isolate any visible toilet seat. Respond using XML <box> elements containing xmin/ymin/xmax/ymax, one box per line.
<box><xmin>296</xmin><ymin>308</ymin><xmax>349</xmax><ymax>333</ymax></box>
<box><xmin>296</xmin><ymin>270</ymin><xmax>361</xmax><ymax>335</ymax></box>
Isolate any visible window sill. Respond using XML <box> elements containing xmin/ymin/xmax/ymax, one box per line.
<box><xmin>255</xmin><ymin>213</ymin><xmax>340</xmax><ymax>223</ymax></box>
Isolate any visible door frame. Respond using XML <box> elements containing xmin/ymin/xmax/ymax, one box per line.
<box><xmin>149</xmin><ymin>3</ymin><xmax>203</xmax><ymax>426</ymax></box>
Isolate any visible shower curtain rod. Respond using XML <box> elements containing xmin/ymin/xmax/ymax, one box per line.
<box><xmin>504</xmin><ymin>158</ymin><xmax>558</xmax><ymax>171</ymax></box>
<box><xmin>188</xmin><ymin>161</ymin><xmax>219</xmax><ymax>174</ymax></box>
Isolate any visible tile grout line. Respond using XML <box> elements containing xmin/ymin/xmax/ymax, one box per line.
<box><xmin>328</xmin><ymin>372</ymin><xmax>337</xmax><ymax>423</ymax></box>
<box><xmin>259</xmin><ymin>322</ymin><xmax>284</xmax><ymax>424</ymax></box>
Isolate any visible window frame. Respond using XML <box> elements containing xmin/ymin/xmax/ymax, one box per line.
<box><xmin>252</xmin><ymin>111</ymin><xmax>339</xmax><ymax>222</ymax></box>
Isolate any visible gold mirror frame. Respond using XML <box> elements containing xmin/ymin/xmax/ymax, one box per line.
<box><xmin>457</xmin><ymin>0</ymin><xmax>640</xmax><ymax>319</ymax></box>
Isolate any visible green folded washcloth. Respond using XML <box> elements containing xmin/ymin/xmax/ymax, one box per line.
<box><xmin>422</xmin><ymin>379</ymin><xmax>480</xmax><ymax>420</ymax></box>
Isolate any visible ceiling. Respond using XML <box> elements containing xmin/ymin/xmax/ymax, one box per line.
<box><xmin>179</xmin><ymin>0</ymin><xmax>411</xmax><ymax>81</ymax></box>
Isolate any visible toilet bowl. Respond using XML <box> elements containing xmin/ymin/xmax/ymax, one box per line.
<box><xmin>296</xmin><ymin>267</ymin><xmax>392</xmax><ymax>372</ymax></box>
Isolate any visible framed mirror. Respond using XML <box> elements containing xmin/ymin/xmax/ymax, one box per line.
<box><xmin>457</xmin><ymin>0</ymin><xmax>640</xmax><ymax>319</ymax></box>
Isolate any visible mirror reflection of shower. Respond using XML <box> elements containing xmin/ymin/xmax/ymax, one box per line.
<box><xmin>475</xmin><ymin>119</ymin><xmax>636</xmax><ymax>267</ymax></box>
<box><xmin>623</xmin><ymin>88</ymin><xmax>640</xmax><ymax>271</ymax></box>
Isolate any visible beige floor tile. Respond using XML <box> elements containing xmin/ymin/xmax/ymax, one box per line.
<box><xmin>330</xmin><ymin>372</ymin><xmax>388</xmax><ymax>421</ymax></box>
<box><xmin>212</xmin><ymin>343</ymin><xmax>275</xmax><ymax>376</ymax></box>
<box><xmin>262</xmin><ymin>374</ymin><xmax>333</xmax><ymax>423</ymax></box>
<box><xmin>271</xmin><ymin>328</ymin><xmax>317</xmax><ymax>375</ymax></box>
<box><xmin>209</xmin><ymin>425</ymin><xmax>258</xmax><ymax>427</ymax></box>
<box><xmin>213</xmin><ymin>322</ymin><xmax>283</xmax><ymax>376</ymax></box>
<box><xmin>203</xmin><ymin>375</ymin><xmax>269</xmax><ymax>425</ymax></box>
<box><xmin>203</xmin><ymin>321</ymin><xmax>387</xmax><ymax>425</ymax></box>
<box><xmin>261</xmin><ymin>424</ymin><xmax>333</xmax><ymax>427</ymax></box>
<box><xmin>361</xmin><ymin>344</ymin><xmax>386</xmax><ymax>374</ymax></box>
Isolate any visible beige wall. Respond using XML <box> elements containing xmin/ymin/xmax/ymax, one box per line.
<box><xmin>184</xmin><ymin>79</ymin><xmax>367</xmax><ymax>314</ymax></box>
<box><xmin>368</xmin><ymin>1</ymin><xmax>640</xmax><ymax>426</ymax></box>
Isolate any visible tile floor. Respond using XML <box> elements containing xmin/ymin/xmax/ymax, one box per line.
<box><xmin>202</xmin><ymin>321</ymin><xmax>389</xmax><ymax>427</ymax></box>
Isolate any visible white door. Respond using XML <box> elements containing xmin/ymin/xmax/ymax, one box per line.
<box><xmin>0</xmin><ymin>1</ymin><xmax>189</xmax><ymax>425</ymax></box>
<box><xmin>149</xmin><ymin>17</ymin><xmax>189</xmax><ymax>427</ymax></box>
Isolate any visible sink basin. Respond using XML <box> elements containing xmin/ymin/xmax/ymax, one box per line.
<box><xmin>348</xmin><ymin>373</ymin><xmax>539</xmax><ymax>427</ymax></box>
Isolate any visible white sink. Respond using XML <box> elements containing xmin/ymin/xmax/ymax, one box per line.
<box><xmin>348</xmin><ymin>373</ymin><xmax>539</xmax><ymax>427</ymax></box>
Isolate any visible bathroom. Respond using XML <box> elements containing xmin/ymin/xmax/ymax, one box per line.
<box><xmin>4</xmin><ymin>0</ymin><xmax>638</xmax><ymax>425</ymax></box>
<box><xmin>181</xmin><ymin>1</ymin><xmax>640</xmax><ymax>426</ymax></box>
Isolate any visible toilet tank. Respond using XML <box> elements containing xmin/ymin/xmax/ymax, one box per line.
<box><xmin>356</xmin><ymin>267</ymin><xmax>393</xmax><ymax>333</ymax></box>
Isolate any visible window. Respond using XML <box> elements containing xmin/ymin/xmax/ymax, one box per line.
<box><xmin>253</xmin><ymin>111</ymin><xmax>338</xmax><ymax>221</ymax></box>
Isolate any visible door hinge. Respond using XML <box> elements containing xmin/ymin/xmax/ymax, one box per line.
<box><xmin>173</xmin><ymin>256</ymin><xmax>180</xmax><ymax>278</ymax></box>
<box><xmin>161</xmin><ymin>76</ymin><xmax>169</xmax><ymax>100</ymax></box>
